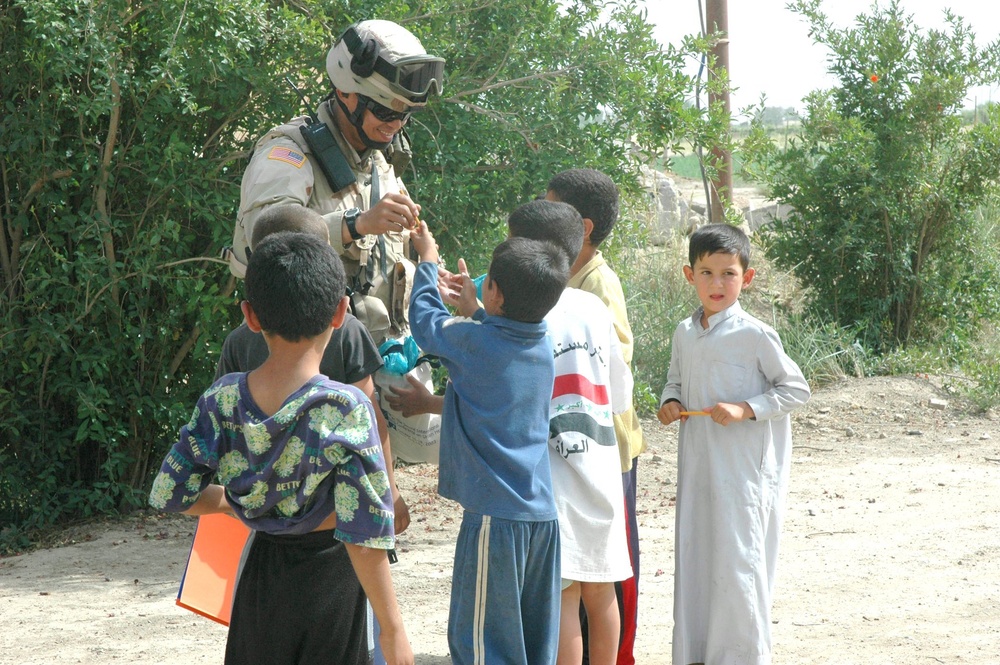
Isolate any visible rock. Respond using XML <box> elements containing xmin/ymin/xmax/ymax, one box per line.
<box><xmin>743</xmin><ymin>202</ymin><xmax>795</xmax><ymax>232</ymax></box>
<box><xmin>927</xmin><ymin>398</ymin><xmax>948</xmax><ymax>410</ymax></box>
<box><xmin>639</xmin><ymin>166</ymin><xmax>706</xmax><ymax>243</ymax></box>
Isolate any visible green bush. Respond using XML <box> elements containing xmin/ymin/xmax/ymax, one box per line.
<box><xmin>743</xmin><ymin>0</ymin><xmax>1000</xmax><ymax>353</ymax></box>
<box><xmin>0</xmin><ymin>0</ymin><xmax>359</xmax><ymax>549</ymax></box>
<box><xmin>1</xmin><ymin>0</ymin><xmax>724</xmax><ymax>548</ymax></box>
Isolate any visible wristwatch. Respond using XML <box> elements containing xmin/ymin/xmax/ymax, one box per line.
<box><xmin>344</xmin><ymin>207</ymin><xmax>364</xmax><ymax>241</ymax></box>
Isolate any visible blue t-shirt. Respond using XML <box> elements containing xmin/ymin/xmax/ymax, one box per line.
<box><xmin>409</xmin><ymin>261</ymin><xmax>557</xmax><ymax>521</ymax></box>
<box><xmin>149</xmin><ymin>373</ymin><xmax>394</xmax><ymax>547</ymax></box>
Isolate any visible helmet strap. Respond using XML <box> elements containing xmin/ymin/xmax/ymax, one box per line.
<box><xmin>333</xmin><ymin>92</ymin><xmax>391</xmax><ymax>151</ymax></box>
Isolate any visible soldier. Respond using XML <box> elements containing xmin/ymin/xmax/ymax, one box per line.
<box><xmin>230</xmin><ymin>20</ymin><xmax>445</xmax><ymax>345</ymax></box>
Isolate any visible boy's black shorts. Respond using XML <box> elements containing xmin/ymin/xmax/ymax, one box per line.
<box><xmin>225</xmin><ymin>529</ymin><xmax>371</xmax><ymax>665</ymax></box>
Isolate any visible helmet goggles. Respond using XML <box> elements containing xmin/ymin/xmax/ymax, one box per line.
<box><xmin>342</xmin><ymin>26</ymin><xmax>444</xmax><ymax>100</ymax></box>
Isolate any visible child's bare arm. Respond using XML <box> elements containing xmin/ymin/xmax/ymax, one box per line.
<box><xmin>345</xmin><ymin>544</ymin><xmax>414</xmax><ymax>665</ymax></box>
<box><xmin>385</xmin><ymin>374</ymin><xmax>445</xmax><ymax>416</ymax></box>
<box><xmin>180</xmin><ymin>484</ymin><xmax>234</xmax><ymax>516</ymax></box>
<box><xmin>354</xmin><ymin>377</ymin><xmax>410</xmax><ymax>534</ymax></box>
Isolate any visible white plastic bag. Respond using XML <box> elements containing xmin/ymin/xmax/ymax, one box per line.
<box><xmin>374</xmin><ymin>362</ymin><xmax>441</xmax><ymax>465</ymax></box>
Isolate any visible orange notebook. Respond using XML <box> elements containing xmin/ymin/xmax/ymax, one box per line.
<box><xmin>176</xmin><ymin>513</ymin><xmax>251</xmax><ymax>626</ymax></box>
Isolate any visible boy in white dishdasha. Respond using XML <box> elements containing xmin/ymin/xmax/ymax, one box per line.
<box><xmin>657</xmin><ymin>223</ymin><xmax>810</xmax><ymax>665</ymax></box>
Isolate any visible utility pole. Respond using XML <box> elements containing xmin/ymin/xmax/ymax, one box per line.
<box><xmin>705</xmin><ymin>0</ymin><xmax>732</xmax><ymax>224</ymax></box>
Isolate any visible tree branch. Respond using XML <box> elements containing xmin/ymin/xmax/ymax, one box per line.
<box><xmin>75</xmin><ymin>256</ymin><xmax>230</xmax><ymax>326</ymax></box>
<box><xmin>0</xmin><ymin>160</ymin><xmax>12</xmax><ymax>297</ymax></box>
<box><xmin>402</xmin><ymin>0</ymin><xmax>503</xmax><ymax>23</ymax></box>
<box><xmin>95</xmin><ymin>77</ymin><xmax>122</xmax><ymax>304</ymax></box>
<box><xmin>21</xmin><ymin>169</ymin><xmax>74</xmax><ymax>209</ymax></box>
<box><xmin>445</xmin><ymin>66</ymin><xmax>580</xmax><ymax>99</ymax></box>
<box><xmin>446</xmin><ymin>99</ymin><xmax>537</xmax><ymax>149</ymax></box>
<box><xmin>5</xmin><ymin>168</ymin><xmax>73</xmax><ymax>300</ymax></box>
<box><xmin>201</xmin><ymin>97</ymin><xmax>252</xmax><ymax>156</ymax></box>
<box><xmin>163</xmin><ymin>274</ymin><xmax>236</xmax><ymax>385</ymax></box>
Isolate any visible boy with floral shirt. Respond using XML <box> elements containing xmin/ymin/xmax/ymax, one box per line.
<box><xmin>149</xmin><ymin>232</ymin><xmax>412</xmax><ymax>665</ymax></box>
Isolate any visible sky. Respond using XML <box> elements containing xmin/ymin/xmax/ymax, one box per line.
<box><xmin>641</xmin><ymin>0</ymin><xmax>1000</xmax><ymax>114</ymax></box>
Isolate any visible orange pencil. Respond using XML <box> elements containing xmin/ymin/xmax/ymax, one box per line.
<box><xmin>679</xmin><ymin>410</ymin><xmax>710</xmax><ymax>416</ymax></box>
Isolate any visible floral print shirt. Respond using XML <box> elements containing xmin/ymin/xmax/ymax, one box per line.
<box><xmin>149</xmin><ymin>373</ymin><xmax>394</xmax><ymax>548</ymax></box>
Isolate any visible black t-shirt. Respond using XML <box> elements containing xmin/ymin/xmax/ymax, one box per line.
<box><xmin>215</xmin><ymin>312</ymin><xmax>383</xmax><ymax>384</ymax></box>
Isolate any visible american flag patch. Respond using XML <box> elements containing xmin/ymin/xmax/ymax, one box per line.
<box><xmin>267</xmin><ymin>146</ymin><xmax>306</xmax><ymax>168</ymax></box>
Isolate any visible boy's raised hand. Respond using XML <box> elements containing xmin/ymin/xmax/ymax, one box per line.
<box><xmin>410</xmin><ymin>221</ymin><xmax>439</xmax><ymax>265</ymax></box>
<box><xmin>452</xmin><ymin>258</ymin><xmax>481</xmax><ymax>318</ymax></box>
<box><xmin>436</xmin><ymin>263</ymin><xmax>465</xmax><ymax>306</ymax></box>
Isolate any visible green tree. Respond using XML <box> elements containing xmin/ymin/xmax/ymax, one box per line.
<box><xmin>403</xmin><ymin>0</ymin><xmax>705</xmax><ymax>269</ymax></box>
<box><xmin>743</xmin><ymin>0</ymin><xmax>1000</xmax><ymax>351</ymax></box>
<box><xmin>0</xmin><ymin>0</ymin><xmax>332</xmax><ymax>547</ymax></box>
<box><xmin>0</xmin><ymin>0</ymin><xmax>721</xmax><ymax>546</ymax></box>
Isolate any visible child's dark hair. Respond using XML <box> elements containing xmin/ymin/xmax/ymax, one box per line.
<box><xmin>488</xmin><ymin>237</ymin><xmax>569</xmax><ymax>323</ymax></box>
<box><xmin>546</xmin><ymin>169</ymin><xmax>619</xmax><ymax>246</ymax></box>
<box><xmin>245</xmin><ymin>232</ymin><xmax>346</xmax><ymax>341</ymax></box>
<box><xmin>506</xmin><ymin>199</ymin><xmax>584</xmax><ymax>264</ymax></box>
<box><xmin>688</xmin><ymin>223</ymin><xmax>751</xmax><ymax>270</ymax></box>
<box><xmin>250</xmin><ymin>204</ymin><xmax>330</xmax><ymax>249</ymax></box>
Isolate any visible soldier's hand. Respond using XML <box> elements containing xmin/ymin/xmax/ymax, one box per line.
<box><xmin>356</xmin><ymin>192</ymin><xmax>421</xmax><ymax>236</ymax></box>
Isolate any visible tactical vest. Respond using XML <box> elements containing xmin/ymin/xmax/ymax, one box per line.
<box><xmin>229</xmin><ymin>115</ymin><xmax>415</xmax><ymax>345</ymax></box>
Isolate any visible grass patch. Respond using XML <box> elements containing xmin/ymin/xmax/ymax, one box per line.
<box><xmin>662</xmin><ymin>152</ymin><xmax>755</xmax><ymax>188</ymax></box>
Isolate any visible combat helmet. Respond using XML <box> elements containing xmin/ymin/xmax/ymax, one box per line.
<box><xmin>327</xmin><ymin>20</ymin><xmax>444</xmax><ymax>113</ymax></box>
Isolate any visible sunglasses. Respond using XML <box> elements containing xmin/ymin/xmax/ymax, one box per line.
<box><xmin>357</xmin><ymin>94</ymin><xmax>411</xmax><ymax>123</ymax></box>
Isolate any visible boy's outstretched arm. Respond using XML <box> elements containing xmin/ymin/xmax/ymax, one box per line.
<box><xmin>443</xmin><ymin>258</ymin><xmax>481</xmax><ymax>319</ymax></box>
<box><xmin>385</xmin><ymin>374</ymin><xmax>445</xmax><ymax>416</ymax></box>
<box><xmin>345</xmin><ymin>544</ymin><xmax>414</xmax><ymax>665</ymax></box>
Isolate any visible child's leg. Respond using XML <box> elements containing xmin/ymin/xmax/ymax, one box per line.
<box><xmin>616</xmin><ymin>461</ymin><xmax>640</xmax><ymax>665</ymax></box>
<box><xmin>448</xmin><ymin>513</ymin><xmax>560</xmax><ymax>665</ymax></box>
<box><xmin>557</xmin><ymin>581</ymin><xmax>583</xmax><ymax>665</ymax></box>
<box><xmin>580</xmin><ymin>581</ymin><xmax>620</xmax><ymax>665</ymax></box>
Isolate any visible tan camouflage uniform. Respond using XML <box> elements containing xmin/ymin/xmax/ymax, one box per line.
<box><xmin>232</xmin><ymin>101</ymin><xmax>410</xmax><ymax>345</ymax></box>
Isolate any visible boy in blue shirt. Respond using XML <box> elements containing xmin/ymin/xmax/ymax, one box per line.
<box><xmin>149</xmin><ymin>232</ymin><xmax>412</xmax><ymax>665</ymax></box>
<box><xmin>407</xmin><ymin>219</ymin><xmax>569</xmax><ymax>665</ymax></box>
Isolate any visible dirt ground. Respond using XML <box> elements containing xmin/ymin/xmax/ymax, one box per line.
<box><xmin>2</xmin><ymin>375</ymin><xmax>1000</xmax><ymax>664</ymax></box>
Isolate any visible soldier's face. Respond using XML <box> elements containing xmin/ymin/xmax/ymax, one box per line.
<box><xmin>339</xmin><ymin>92</ymin><xmax>406</xmax><ymax>151</ymax></box>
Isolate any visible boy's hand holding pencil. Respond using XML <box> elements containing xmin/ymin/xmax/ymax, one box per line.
<box><xmin>657</xmin><ymin>400</ymin><xmax>688</xmax><ymax>426</ymax></box>
<box><xmin>658</xmin><ymin>401</ymin><xmax>756</xmax><ymax>427</ymax></box>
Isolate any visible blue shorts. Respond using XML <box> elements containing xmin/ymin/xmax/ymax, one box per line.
<box><xmin>448</xmin><ymin>512</ymin><xmax>561</xmax><ymax>665</ymax></box>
